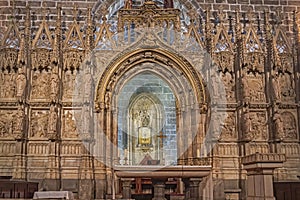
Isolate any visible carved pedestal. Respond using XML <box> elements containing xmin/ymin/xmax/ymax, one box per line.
<box><xmin>152</xmin><ymin>179</ymin><xmax>167</xmax><ymax>200</ymax></box>
<box><xmin>242</xmin><ymin>153</ymin><xmax>286</xmax><ymax>200</ymax></box>
<box><xmin>183</xmin><ymin>178</ymin><xmax>202</xmax><ymax>200</ymax></box>
<box><xmin>121</xmin><ymin>178</ymin><xmax>134</xmax><ymax>200</ymax></box>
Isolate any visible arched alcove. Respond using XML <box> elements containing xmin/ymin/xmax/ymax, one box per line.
<box><xmin>117</xmin><ymin>72</ymin><xmax>177</xmax><ymax>166</ymax></box>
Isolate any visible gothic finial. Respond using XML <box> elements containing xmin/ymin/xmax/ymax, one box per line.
<box><xmin>11</xmin><ymin>0</ymin><xmax>16</xmax><ymax>18</ymax></box>
<box><xmin>275</xmin><ymin>7</ymin><xmax>283</xmax><ymax>25</ymax></box>
<box><xmin>247</xmin><ymin>9</ymin><xmax>255</xmax><ymax>25</ymax></box>
<box><xmin>188</xmin><ymin>9</ymin><xmax>197</xmax><ymax>23</ymax></box>
<box><xmin>217</xmin><ymin>6</ymin><xmax>225</xmax><ymax>23</ymax></box>
<box><xmin>100</xmin><ymin>4</ymin><xmax>108</xmax><ymax>21</ymax></box>
<box><xmin>41</xmin><ymin>2</ymin><xmax>47</xmax><ymax>22</ymax></box>
<box><xmin>73</xmin><ymin>3</ymin><xmax>78</xmax><ymax>21</ymax></box>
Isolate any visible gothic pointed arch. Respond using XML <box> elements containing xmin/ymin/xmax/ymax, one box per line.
<box><xmin>95</xmin><ymin>48</ymin><xmax>207</xmax><ymax>111</ymax></box>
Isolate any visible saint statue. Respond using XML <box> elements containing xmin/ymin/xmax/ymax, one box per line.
<box><xmin>273</xmin><ymin>110</ymin><xmax>284</xmax><ymax>139</ymax></box>
<box><xmin>272</xmin><ymin>75</ymin><xmax>281</xmax><ymax>101</ymax></box>
<box><xmin>50</xmin><ymin>68</ymin><xmax>59</xmax><ymax>103</ymax></box>
<box><xmin>48</xmin><ymin>106</ymin><xmax>58</xmax><ymax>139</ymax></box>
<box><xmin>124</xmin><ymin>0</ymin><xmax>132</xmax><ymax>9</ymax></box>
<box><xmin>16</xmin><ymin>68</ymin><xmax>26</xmax><ymax>102</ymax></box>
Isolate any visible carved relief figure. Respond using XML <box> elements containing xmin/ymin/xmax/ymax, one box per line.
<box><xmin>241</xmin><ymin>74</ymin><xmax>250</xmax><ymax>102</ymax></box>
<box><xmin>83</xmin><ymin>68</ymin><xmax>93</xmax><ymax>103</ymax></box>
<box><xmin>124</xmin><ymin>0</ymin><xmax>132</xmax><ymax>9</ymax></box>
<box><xmin>14</xmin><ymin>106</ymin><xmax>25</xmax><ymax>139</ymax></box>
<box><xmin>31</xmin><ymin>72</ymin><xmax>50</xmax><ymax>99</ymax></box>
<box><xmin>63</xmin><ymin>70</ymin><xmax>76</xmax><ymax>99</ymax></box>
<box><xmin>282</xmin><ymin>112</ymin><xmax>297</xmax><ymax>139</ymax></box>
<box><xmin>211</xmin><ymin>114</ymin><xmax>221</xmax><ymax>140</ymax></box>
<box><xmin>63</xmin><ymin>111</ymin><xmax>78</xmax><ymax>138</ymax></box>
<box><xmin>31</xmin><ymin>111</ymin><xmax>48</xmax><ymax>138</ymax></box>
<box><xmin>273</xmin><ymin>110</ymin><xmax>284</xmax><ymax>140</ymax></box>
<box><xmin>48</xmin><ymin>106</ymin><xmax>58</xmax><ymax>137</ymax></box>
<box><xmin>221</xmin><ymin>113</ymin><xmax>235</xmax><ymax>139</ymax></box>
<box><xmin>272</xmin><ymin>75</ymin><xmax>281</xmax><ymax>101</ymax></box>
<box><xmin>243</xmin><ymin>110</ymin><xmax>252</xmax><ymax>140</ymax></box>
<box><xmin>16</xmin><ymin>67</ymin><xmax>26</xmax><ymax>102</ymax></box>
<box><xmin>50</xmin><ymin>68</ymin><xmax>59</xmax><ymax>103</ymax></box>
<box><xmin>81</xmin><ymin>106</ymin><xmax>91</xmax><ymax>137</ymax></box>
<box><xmin>221</xmin><ymin>72</ymin><xmax>235</xmax><ymax>101</ymax></box>
<box><xmin>251</xmin><ymin>113</ymin><xmax>267</xmax><ymax>140</ymax></box>
<box><xmin>0</xmin><ymin>111</ymin><xmax>13</xmax><ymax>137</ymax></box>
<box><xmin>280</xmin><ymin>73</ymin><xmax>295</xmax><ymax>100</ymax></box>
<box><xmin>1</xmin><ymin>71</ymin><xmax>15</xmax><ymax>98</ymax></box>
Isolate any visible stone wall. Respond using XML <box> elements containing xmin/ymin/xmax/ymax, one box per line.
<box><xmin>0</xmin><ymin>0</ymin><xmax>300</xmax><ymax>29</ymax></box>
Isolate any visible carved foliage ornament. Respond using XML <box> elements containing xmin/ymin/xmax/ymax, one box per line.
<box><xmin>117</xmin><ymin>0</ymin><xmax>180</xmax><ymax>31</ymax></box>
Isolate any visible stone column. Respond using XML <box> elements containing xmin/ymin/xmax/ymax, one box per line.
<box><xmin>152</xmin><ymin>179</ymin><xmax>167</xmax><ymax>200</ymax></box>
<box><xmin>242</xmin><ymin>153</ymin><xmax>286</xmax><ymax>200</ymax></box>
<box><xmin>121</xmin><ymin>178</ymin><xmax>134</xmax><ymax>200</ymax></box>
<box><xmin>183</xmin><ymin>178</ymin><xmax>202</xmax><ymax>200</ymax></box>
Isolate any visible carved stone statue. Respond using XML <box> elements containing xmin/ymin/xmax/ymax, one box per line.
<box><xmin>83</xmin><ymin>68</ymin><xmax>93</xmax><ymax>103</ymax></box>
<box><xmin>81</xmin><ymin>106</ymin><xmax>91</xmax><ymax>138</ymax></box>
<box><xmin>50</xmin><ymin>68</ymin><xmax>59</xmax><ymax>103</ymax></box>
<box><xmin>241</xmin><ymin>74</ymin><xmax>250</xmax><ymax>102</ymax></box>
<box><xmin>272</xmin><ymin>75</ymin><xmax>281</xmax><ymax>101</ymax></box>
<box><xmin>243</xmin><ymin>110</ymin><xmax>252</xmax><ymax>140</ymax></box>
<box><xmin>16</xmin><ymin>68</ymin><xmax>26</xmax><ymax>102</ymax></box>
<box><xmin>48</xmin><ymin>106</ymin><xmax>58</xmax><ymax>139</ymax></box>
<box><xmin>63</xmin><ymin>111</ymin><xmax>78</xmax><ymax>138</ymax></box>
<box><xmin>211</xmin><ymin>72</ymin><xmax>221</xmax><ymax>100</ymax></box>
<box><xmin>0</xmin><ymin>112</ymin><xmax>13</xmax><ymax>137</ymax></box>
<box><xmin>124</xmin><ymin>0</ymin><xmax>132</xmax><ymax>9</ymax></box>
<box><xmin>2</xmin><ymin>71</ymin><xmax>15</xmax><ymax>98</ymax></box>
<box><xmin>14</xmin><ymin>106</ymin><xmax>25</xmax><ymax>139</ymax></box>
<box><xmin>273</xmin><ymin>110</ymin><xmax>284</xmax><ymax>140</ymax></box>
<box><xmin>32</xmin><ymin>72</ymin><xmax>50</xmax><ymax>99</ymax></box>
<box><xmin>31</xmin><ymin>112</ymin><xmax>47</xmax><ymax>138</ymax></box>
<box><xmin>221</xmin><ymin>113</ymin><xmax>235</xmax><ymax>139</ymax></box>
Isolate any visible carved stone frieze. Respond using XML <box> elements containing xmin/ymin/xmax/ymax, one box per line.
<box><xmin>118</xmin><ymin>1</ymin><xmax>180</xmax><ymax>31</ymax></box>
<box><xmin>241</xmin><ymin>73</ymin><xmax>265</xmax><ymax>103</ymax></box>
<box><xmin>281</xmin><ymin>112</ymin><xmax>297</xmax><ymax>140</ymax></box>
<box><xmin>48</xmin><ymin>106</ymin><xmax>58</xmax><ymax>140</ymax></box>
<box><xmin>63</xmin><ymin>111</ymin><xmax>79</xmax><ymax>138</ymax></box>
<box><xmin>0</xmin><ymin>71</ymin><xmax>16</xmax><ymax>99</ymax></box>
<box><xmin>0</xmin><ymin>48</ymin><xmax>18</xmax><ymax>70</ymax></box>
<box><xmin>15</xmin><ymin>67</ymin><xmax>26</xmax><ymax>102</ymax></box>
<box><xmin>221</xmin><ymin>72</ymin><xmax>235</xmax><ymax>102</ymax></box>
<box><xmin>30</xmin><ymin>110</ymin><xmax>49</xmax><ymax>138</ymax></box>
<box><xmin>63</xmin><ymin>70</ymin><xmax>77</xmax><ymax>100</ymax></box>
<box><xmin>243</xmin><ymin>109</ymin><xmax>267</xmax><ymax>141</ymax></box>
<box><xmin>13</xmin><ymin>105</ymin><xmax>25</xmax><ymax>139</ymax></box>
<box><xmin>31</xmin><ymin>71</ymin><xmax>51</xmax><ymax>100</ymax></box>
<box><xmin>0</xmin><ymin>110</ymin><xmax>14</xmax><ymax>138</ymax></box>
<box><xmin>243</xmin><ymin>52</ymin><xmax>265</xmax><ymax>73</ymax></box>
<box><xmin>220</xmin><ymin>112</ymin><xmax>236</xmax><ymax>140</ymax></box>
<box><xmin>272</xmin><ymin>72</ymin><xmax>295</xmax><ymax>102</ymax></box>
<box><xmin>63</xmin><ymin>50</ymin><xmax>85</xmax><ymax>71</ymax></box>
<box><xmin>214</xmin><ymin>51</ymin><xmax>234</xmax><ymax>73</ymax></box>
<box><xmin>31</xmin><ymin>49</ymin><xmax>52</xmax><ymax>71</ymax></box>
<box><xmin>50</xmin><ymin>68</ymin><xmax>59</xmax><ymax>103</ymax></box>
